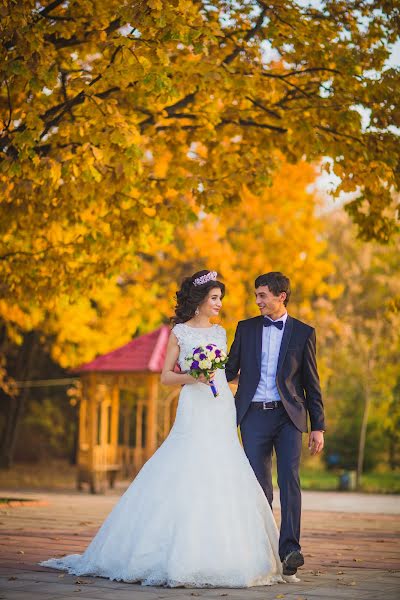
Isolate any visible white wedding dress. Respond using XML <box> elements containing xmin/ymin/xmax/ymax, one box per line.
<box><xmin>40</xmin><ymin>324</ymin><xmax>285</xmax><ymax>588</ymax></box>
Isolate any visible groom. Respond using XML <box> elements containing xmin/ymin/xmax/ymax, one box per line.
<box><xmin>226</xmin><ymin>272</ymin><xmax>325</xmax><ymax>576</ymax></box>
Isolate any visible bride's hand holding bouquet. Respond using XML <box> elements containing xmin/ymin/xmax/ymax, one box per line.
<box><xmin>185</xmin><ymin>344</ymin><xmax>228</xmax><ymax>397</ymax></box>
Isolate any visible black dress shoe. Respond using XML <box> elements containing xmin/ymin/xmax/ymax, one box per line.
<box><xmin>282</xmin><ymin>550</ymin><xmax>304</xmax><ymax>576</ymax></box>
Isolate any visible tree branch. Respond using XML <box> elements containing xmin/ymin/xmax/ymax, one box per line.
<box><xmin>315</xmin><ymin>125</ymin><xmax>365</xmax><ymax>145</ymax></box>
<box><xmin>245</xmin><ymin>96</ymin><xmax>282</xmax><ymax>120</ymax></box>
<box><xmin>1</xmin><ymin>79</ymin><xmax>13</xmax><ymax>130</ymax></box>
<box><xmin>38</xmin><ymin>0</ymin><xmax>66</xmax><ymax>18</ymax></box>
<box><xmin>218</xmin><ymin>118</ymin><xmax>287</xmax><ymax>133</ymax></box>
<box><xmin>0</xmin><ymin>236</ymin><xmax>84</xmax><ymax>261</ymax></box>
<box><xmin>223</xmin><ymin>8</ymin><xmax>267</xmax><ymax>66</ymax></box>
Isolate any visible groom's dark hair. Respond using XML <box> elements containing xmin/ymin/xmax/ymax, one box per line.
<box><xmin>255</xmin><ymin>272</ymin><xmax>291</xmax><ymax>306</ymax></box>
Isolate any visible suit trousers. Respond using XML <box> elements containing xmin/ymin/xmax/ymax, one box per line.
<box><xmin>240</xmin><ymin>402</ymin><xmax>303</xmax><ymax>561</ymax></box>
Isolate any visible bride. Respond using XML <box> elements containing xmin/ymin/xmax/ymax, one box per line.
<box><xmin>40</xmin><ymin>270</ymin><xmax>289</xmax><ymax>588</ymax></box>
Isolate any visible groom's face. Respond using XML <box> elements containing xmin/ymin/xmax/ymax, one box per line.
<box><xmin>255</xmin><ymin>285</ymin><xmax>286</xmax><ymax>317</ymax></box>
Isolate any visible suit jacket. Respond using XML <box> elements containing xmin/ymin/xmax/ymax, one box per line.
<box><xmin>225</xmin><ymin>315</ymin><xmax>325</xmax><ymax>433</ymax></box>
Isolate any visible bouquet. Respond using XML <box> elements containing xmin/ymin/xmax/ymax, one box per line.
<box><xmin>185</xmin><ymin>344</ymin><xmax>228</xmax><ymax>397</ymax></box>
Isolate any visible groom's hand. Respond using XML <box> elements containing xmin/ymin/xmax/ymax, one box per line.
<box><xmin>308</xmin><ymin>430</ymin><xmax>324</xmax><ymax>455</ymax></box>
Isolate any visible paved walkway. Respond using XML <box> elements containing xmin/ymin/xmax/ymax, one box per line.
<box><xmin>0</xmin><ymin>488</ymin><xmax>399</xmax><ymax>600</ymax></box>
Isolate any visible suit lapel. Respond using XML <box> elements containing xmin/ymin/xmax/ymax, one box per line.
<box><xmin>255</xmin><ymin>316</ymin><xmax>263</xmax><ymax>372</ymax></box>
<box><xmin>277</xmin><ymin>315</ymin><xmax>293</xmax><ymax>373</ymax></box>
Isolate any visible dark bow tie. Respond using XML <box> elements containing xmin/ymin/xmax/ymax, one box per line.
<box><xmin>263</xmin><ymin>317</ymin><xmax>284</xmax><ymax>330</ymax></box>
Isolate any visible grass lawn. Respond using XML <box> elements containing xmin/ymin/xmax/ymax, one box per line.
<box><xmin>0</xmin><ymin>460</ymin><xmax>399</xmax><ymax>494</ymax></box>
<box><xmin>298</xmin><ymin>469</ymin><xmax>400</xmax><ymax>493</ymax></box>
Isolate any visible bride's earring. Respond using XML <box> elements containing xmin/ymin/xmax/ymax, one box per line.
<box><xmin>195</xmin><ymin>307</ymin><xmax>200</xmax><ymax>316</ymax></box>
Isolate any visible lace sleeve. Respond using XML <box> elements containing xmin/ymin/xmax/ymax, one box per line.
<box><xmin>171</xmin><ymin>323</ymin><xmax>185</xmax><ymax>347</ymax></box>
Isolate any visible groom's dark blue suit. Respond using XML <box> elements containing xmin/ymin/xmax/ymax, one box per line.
<box><xmin>225</xmin><ymin>314</ymin><xmax>325</xmax><ymax>561</ymax></box>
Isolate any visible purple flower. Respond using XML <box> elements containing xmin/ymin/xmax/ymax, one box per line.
<box><xmin>206</xmin><ymin>344</ymin><xmax>216</xmax><ymax>350</ymax></box>
<box><xmin>215</xmin><ymin>349</ymin><xmax>221</xmax><ymax>357</ymax></box>
<box><xmin>193</xmin><ymin>347</ymin><xmax>202</xmax><ymax>354</ymax></box>
<box><xmin>199</xmin><ymin>353</ymin><xmax>207</xmax><ymax>360</ymax></box>
<box><xmin>191</xmin><ymin>360</ymin><xmax>199</xmax><ymax>369</ymax></box>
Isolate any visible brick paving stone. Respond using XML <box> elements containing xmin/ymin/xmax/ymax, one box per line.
<box><xmin>0</xmin><ymin>489</ymin><xmax>399</xmax><ymax>600</ymax></box>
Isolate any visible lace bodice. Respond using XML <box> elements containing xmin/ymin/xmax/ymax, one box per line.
<box><xmin>172</xmin><ymin>323</ymin><xmax>227</xmax><ymax>370</ymax></box>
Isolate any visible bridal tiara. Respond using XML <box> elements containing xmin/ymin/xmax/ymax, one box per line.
<box><xmin>193</xmin><ymin>271</ymin><xmax>218</xmax><ymax>286</ymax></box>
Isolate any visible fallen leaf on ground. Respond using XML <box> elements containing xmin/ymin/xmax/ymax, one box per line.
<box><xmin>17</xmin><ymin>550</ymin><xmax>24</xmax><ymax>554</ymax></box>
<box><xmin>8</xmin><ymin>576</ymin><xmax>17</xmax><ymax>580</ymax></box>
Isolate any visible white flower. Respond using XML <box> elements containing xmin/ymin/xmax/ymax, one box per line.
<box><xmin>199</xmin><ymin>359</ymin><xmax>212</xmax><ymax>370</ymax></box>
<box><xmin>215</xmin><ymin>357</ymin><xmax>221</xmax><ymax>363</ymax></box>
<box><xmin>207</xmin><ymin>349</ymin><xmax>216</xmax><ymax>360</ymax></box>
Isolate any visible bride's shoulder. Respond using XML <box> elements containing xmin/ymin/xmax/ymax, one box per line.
<box><xmin>171</xmin><ymin>322</ymin><xmax>185</xmax><ymax>343</ymax></box>
<box><xmin>213</xmin><ymin>324</ymin><xmax>227</xmax><ymax>337</ymax></box>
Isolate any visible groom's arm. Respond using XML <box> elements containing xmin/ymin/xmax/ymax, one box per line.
<box><xmin>225</xmin><ymin>322</ymin><xmax>242</xmax><ymax>382</ymax></box>
<box><xmin>302</xmin><ymin>329</ymin><xmax>325</xmax><ymax>432</ymax></box>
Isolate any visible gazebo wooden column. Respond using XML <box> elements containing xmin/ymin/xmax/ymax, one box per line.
<box><xmin>146</xmin><ymin>375</ymin><xmax>159</xmax><ymax>460</ymax></box>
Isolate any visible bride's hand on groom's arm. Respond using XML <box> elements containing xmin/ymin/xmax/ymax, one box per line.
<box><xmin>308</xmin><ymin>430</ymin><xmax>324</xmax><ymax>455</ymax></box>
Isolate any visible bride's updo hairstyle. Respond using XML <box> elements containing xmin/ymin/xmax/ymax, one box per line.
<box><xmin>172</xmin><ymin>270</ymin><xmax>225</xmax><ymax>325</ymax></box>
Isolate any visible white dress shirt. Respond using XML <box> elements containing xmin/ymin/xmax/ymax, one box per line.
<box><xmin>252</xmin><ymin>312</ymin><xmax>288</xmax><ymax>403</ymax></box>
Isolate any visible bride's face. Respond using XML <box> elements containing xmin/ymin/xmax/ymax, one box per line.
<box><xmin>199</xmin><ymin>287</ymin><xmax>223</xmax><ymax>318</ymax></box>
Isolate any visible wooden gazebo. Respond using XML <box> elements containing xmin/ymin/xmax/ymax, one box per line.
<box><xmin>75</xmin><ymin>325</ymin><xmax>180</xmax><ymax>493</ymax></box>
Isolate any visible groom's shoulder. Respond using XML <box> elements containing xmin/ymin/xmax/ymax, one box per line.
<box><xmin>290</xmin><ymin>315</ymin><xmax>315</xmax><ymax>336</ymax></box>
<box><xmin>237</xmin><ymin>316</ymin><xmax>262</xmax><ymax>329</ymax></box>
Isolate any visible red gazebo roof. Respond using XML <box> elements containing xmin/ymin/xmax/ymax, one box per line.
<box><xmin>75</xmin><ymin>325</ymin><xmax>171</xmax><ymax>373</ymax></box>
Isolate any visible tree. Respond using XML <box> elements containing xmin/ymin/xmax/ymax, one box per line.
<box><xmin>321</xmin><ymin>211</ymin><xmax>400</xmax><ymax>481</ymax></box>
<box><xmin>0</xmin><ymin>158</ymin><xmax>337</xmax><ymax>465</ymax></box>
<box><xmin>2</xmin><ymin>157</ymin><xmax>336</xmax><ymax>364</ymax></box>
<box><xmin>1</xmin><ymin>0</ymin><xmax>399</xmax><ymax>313</ymax></box>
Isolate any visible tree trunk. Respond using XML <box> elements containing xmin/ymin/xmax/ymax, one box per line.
<box><xmin>0</xmin><ymin>331</ymin><xmax>37</xmax><ymax>469</ymax></box>
<box><xmin>388</xmin><ymin>433</ymin><xmax>398</xmax><ymax>471</ymax></box>
<box><xmin>356</xmin><ymin>360</ymin><xmax>372</xmax><ymax>489</ymax></box>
